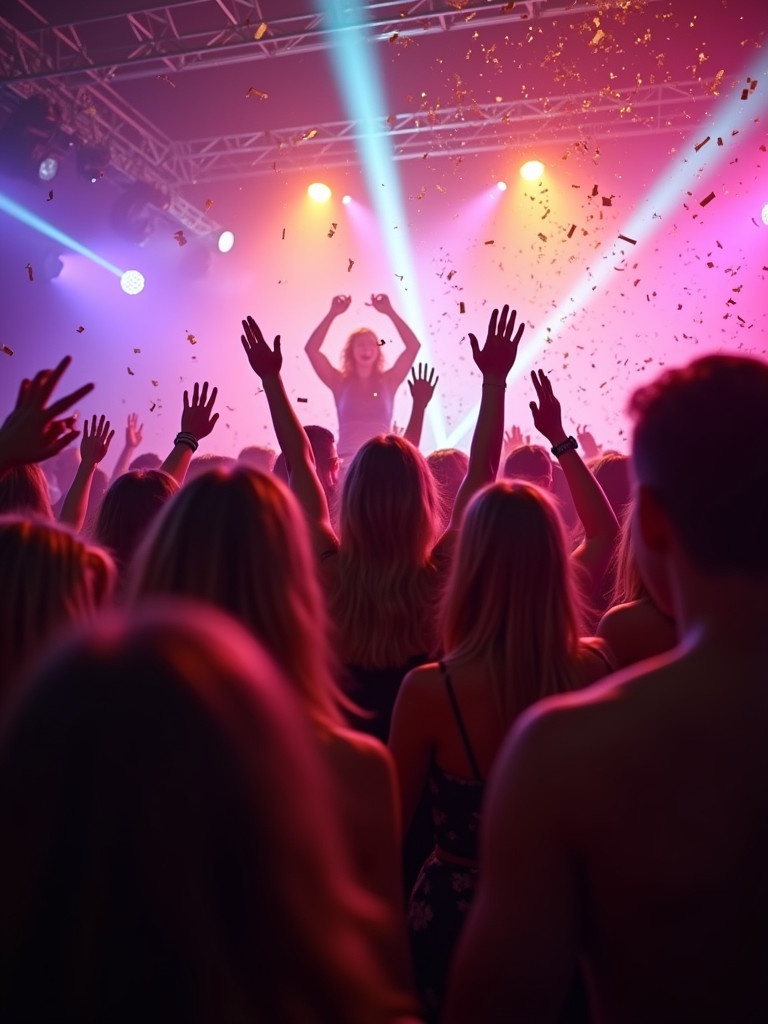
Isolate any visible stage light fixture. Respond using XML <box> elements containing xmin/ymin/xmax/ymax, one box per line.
<box><xmin>762</xmin><ymin>203</ymin><xmax>768</xmax><ymax>226</ymax></box>
<box><xmin>342</xmin><ymin>194</ymin><xmax>352</xmax><ymax>205</ymax></box>
<box><xmin>0</xmin><ymin>96</ymin><xmax>66</xmax><ymax>182</ymax></box>
<box><xmin>120</xmin><ymin>270</ymin><xmax>145</xmax><ymax>295</ymax></box>
<box><xmin>520</xmin><ymin>160</ymin><xmax>545</xmax><ymax>182</ymax></box>
<box><xmin>111</xmin><ymin>182</ymin><xmax>169</xmax><ymax>244</ymax></box>
<box><xmin>76</xmin><ymin>144</ymin><xmax>110</xmax><ymax>183</ymax></box>
<box><xmin>496</xmin><ymin>181</ymin><xmax>508</xmax><ymax>191</ymax></box>
<box><xmin>308</xmin><ymin>182</ymin><xmax>332</xmax><ymax>202</ymax></box>
<box><xmin>40</xmin><ymin>249</ymin><xmax>64</xmax><ymax>280</ymax></box>
<box><xmin>217</xmin><ymin>229</ymin><xmax>235</xmax><ymax>253</ymax></box>
<box><xmin>38</xmin><ymin>156</ymin><xmax>59</xmax><ymax>182</ymax></box>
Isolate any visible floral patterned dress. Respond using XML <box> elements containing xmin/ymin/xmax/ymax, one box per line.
<box><xmin>406</xmin><ymin>665</ymin><xmax>484</xmax><ymax>1024</ymax></box>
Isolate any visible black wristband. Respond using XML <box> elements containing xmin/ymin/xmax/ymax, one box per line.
<box><xmin>174</xmin><ymin>431</ymin><xmax>199</xmax><ymax>453</ymax></box>
<box><xmin>551</xmin><ymin>436</ymin><xmax>578</xmax><ymax>457</ymax></box>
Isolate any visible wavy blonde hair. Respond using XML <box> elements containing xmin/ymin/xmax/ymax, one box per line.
<box><xmin>128</xmin><ymin>466</ymin><xmax>345</xmax><ymax>733</ymax></box>
<box><xmin>0</xmin><ymin>515</ymin><xmax>115</xmax><ymax>692</ymax></box>
<box><xmin>334</xmin><ymin>435</ymin><xmax>441</xmax><ymax>668</ymax></box>
<box><xmin>340</xmin><ymin>328</ymin><xmax>385</xmax><ymax>379</ymax></box>
<box><xmin>442</xmin><ymin>481</ymin><xmax>590</xmax><ymax>728</ymax></box>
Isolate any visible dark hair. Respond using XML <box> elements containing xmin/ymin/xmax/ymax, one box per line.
<box><xmin>0</xmin><ymin>463</ymin><xmax>53</xmax><ymax>518</ymax></box>
<box><xmin>630</xmin><ymin>354</ymin><xmax>768</xmax><ymax>575</ymax></box>
<box><xmin>94</xmin><ymin>469</ymin><xmax>179</xmax><ymax>576</ymax></box>
<box><xmin>503</xmin><ymin>445</ymin><xmax>552</xmax><ymax>487</ymax></box>
<box><xmin>0</xmin><ymin>601</ymin><xmax>394</xmax><ymax>1024</ymax></box>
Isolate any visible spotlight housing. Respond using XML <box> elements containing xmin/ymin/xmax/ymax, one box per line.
<box><xmin>342</xmin><ymin>194</ymin><xmax>352</xmax><ymax>205</ymax></box>
<box><xmin>308</xmin><ymin>182</ymin><xmax>332</xmax><ymax>202</ymax></box>
<box><xmin>217</xmin><ymin>230</ymin><xmax>235</xmax><ymax>253</ymax></box>
<box><xmin>38</xmin><ymin>156</ymin><xmax>59</xmax><ymax>182</ymax></box>
<box><xmin>111</xmin><ymin>182</ymin><xmax>169</xmax><ymax>244</ymax></box>
<box><xmin>76</xmin><ymin>144</ymin><xmax>110</xmax><ymax>183</ymax></box>
<box><xmin>762</xmin><ymin>203</ymin><xmax>768</xmax><ymax>226</ymax></box>
<box><xmin>520</xmin><ymin>160</ymin><xmax>545</xmax><ymax>182</ymax></box>
<box><xmin>496</xmin><ymin>181</ymin><xmax>507</xmax><ymax>191</ymax></box>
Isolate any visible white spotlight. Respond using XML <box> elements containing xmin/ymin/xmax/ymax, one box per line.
<box><xmin>762</xmin><ymin>203</ymin><xmax>768</xmax><ymax>226</ymax></box>
<box><xmin>496</xmin><ymin>181</ymin><xmax>507</xmax><ymax>192</ymax></box>
<box><xmin>520</xmin><ymin>160</ymin><xmax>545</xmax><ymax>182</ymax></box>
<box><xmin>120</xmin><ymin>269</ymin><xmax>145</xmax><ymax>295</ymax></box>
<box><xmin>38</xmin><ymin>156</ymin><xmax>58</xmax><ymax>182</ymax></box>
<box><xmin>217</xmin><ymin>230</ymin><xmax>235</xmax><ymax>253</ymax></box>
<box><xmin>308</xmin><ymin>182</ymin><xmax>332</xmax><ymax>202</ymax></box>
<box><xmin>342</xmin><ymin>194</ymin><xmax>352</xmax><ymax>205</ymax></box>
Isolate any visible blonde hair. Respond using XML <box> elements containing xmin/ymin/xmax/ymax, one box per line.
<box><xmin>610</xmin><ymin>500</ymin><xmax>649</xmax><ymax>606</ymax></box>
<box><xmin>0</xmin><ymin>464</ymin><xmax>53</xmax><ymax>518</ymax></box>
<box><xmin>0</xmin><ymin>515</ymin><xmax>115</xmax><ymax>692</ymax></box>
<box><xmin>340</xmin><ymin>328</ymin><xmax>385</xmax><ymax>379</ymax></box>
<box><xmin>334</xmin><ymin>435</ymin><xmax>441</xmax><ymax>667</ymax></box>
<box><xmin>442</xmin><ymin>481</ymin><xmax>588</xmax><ymax>727</ymax></box>
<box><xmin>128</xmin><ymin>466</ymin><xmax>344</xmax><ymax>732</ymax></box>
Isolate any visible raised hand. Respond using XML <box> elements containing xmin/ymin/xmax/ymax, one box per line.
<box><xmin>529</xmin><ymin>370</ymin><xmax>566</xmax><ymax>445</ymax></box>
<box><xmin>0</xmin><ymin>355</ymin><xmax>93</xmax><ymax>467</ymax></box>
<box><xmin>330</xmin><ymin>294</ymin><xmax>352</xmax><ymax>315</ymax></box>
<box><xmin>80</xmin><ymin>415</ymin><xmax>114</xmax><ymax>467</ymax></box>
<box><xmin>503</xmin><ymin>424</ymin><xmax>530</xmax><ymax>457</ymax></box>
<box><xmin>408</xmin><ymin>362</ymin><xmax>439</xmax><ymax>410</ymax></box>
<box><xmin>241</xmin><ymin>316</ymin><xmax>282</xmax><ymax>380</ymax></box>
<box><xmin>576</xmin><ymin>424</ymin><xmax>601</xmax><ymax>460</ymax></box>
<box><xmin>468</xmin><ymin>305</ymin><xmax>525</xmax><ymax>386</ymax></box>
<box><xmin>181</xmin><ymin>381</ymin><xmax>219</xmax><ymax>440</ymax></box>
<box><xmin>125</xmin><ymin>412</ymin><xmax>144</xmax><ymax>449</ymax></box>
<box><xmin>369</xmin><ymin>292</ymin><xmax>394</xmax><ymax>315</ymax></box>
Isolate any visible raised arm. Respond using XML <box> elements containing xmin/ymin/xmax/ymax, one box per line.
<box><xmin>60</xmin><ymin>415</ymin><xmax>115</xmax><ymax>531</ymax></box>
<box><xmin>241</xmin><ymin>316</ymin><xmax>338</xmax><ymax>556</ymax></box>
<box><xmin>529</xmin><ymin>370</ymin><xmax>619</xmax><ymax>587</ymax></box>
<box><xmin>304</xmin><ymin>294</ymin><xmax>349</xmax><ymax>391</ymax></box>
<box><xmin>159</xmin><ymin>381</ymin><xmax>219</xmax><ymax>488</ymax></box>
<box><xmin>403</xmin><ymin>362</ymin><xmax>438</xmax><ymax>450</ymax></box>
<box><xmin>110</xmin><ymin>413</ymin><xmax>144</xmax><ymax>481</ymax></box>
<box><xmin>446</xmin><ymin>305</ymin><xmax>525</xmax><ymax>534</ymax></box>
<box><xmin>372</xmin><ymin>293</ymin><xmax>421</xmax><ymax>387</ymax></box>
<box><xmin>0</xmin><ymin>356</ymin><xmax>93</xmax><ymax>473</ymax></box>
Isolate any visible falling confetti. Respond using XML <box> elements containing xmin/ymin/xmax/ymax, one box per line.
<box><xmin>133</xmin><ymin>348</ymin><xmax>141</xmax><ymax>353</ymax></box>
<box><xmin>459</xmin><ymin>302</ymin><xmax>465</xmax><ymax>313</ymax></box>
<box><xmin>204</xmin><ymin>198</ymin><xmax>214</xmax><ymax>211</ymax></box>
<box><xmin>700</xmin><ymin>192</ymin><xmax>716</xmax><ymax>207</ymax></box>
<box><xmin>1</xmin><ymin>344</ymin><xmax>13</xmax><ymax>356</ymax></box>
<box><xmin>327</xmin><ymin>222</ymin><xmax>337</xmax><ymax>238</ymax></box>
<box><xmin>25</xmin><ymin>263</ymin><xmax>33</xmax><ymax>281</ymax></box>
<box><xmin>281</xmin><ymin>227</ymin><xmax>286</xmax><ymax>239</ymax></box>
<box><xmin>347</xmin><ymin>258</ymin><xmax>354</xmax><ymax>272</ymax></box>
<box><xmin>378</xmin><ymin>338</ymin><xmax>386</xmax><ymax>346</ymax></box>
<box><xmin>76</xmin><ymin>326</ymin><xmax>85</xmax><ymax>333</ymax></box>
<box><xmin>297</xmin><ymin>397</ymin><xmax>308</xmax><ymax>403</ymax></box>
<box><xmin>127</xmin><ymin>367</ymin><xmax>135</xmax><ymax>375</ymax></box>
<box><xmin>567</xmin><ymin>225</ymin><xmax>576</xmax><ymax>238</ymax></box>
<box><xmin>694</xmin><ymin>136</ymin><xmax>711</xmax><ymax>152</ymax></box>
<box><xmin>157</xmin><ymin>74</ymin><xmax>176</xmax><ymax>88</ymax></box>
<box><xmin>484</xmin><ymin>240</ymin><xmax>494</xmax><ymax>245</ymax></box>
<box><xmin>149</xmin><ymin>402</ymin><xmax>156</xmax><ymax>412</ymax></box>
<box><xmin>246</xmin><ymin>87</ymin><xmax>268</xmax><ymax>100</ymax></box>
<box><xmin>173</xmin><ymin>230</ymin><xmax>187</xmax><ymax>246</ymax></box>
<box><xmin>618</xmin><ymin>234</ymin><xmax>637</xmax><ymax>245</ymax></box>
<box><xmin>46</xmin><ymin>190</ymin><xmax>53</xmax><ymax>201</ymax></box>
<box><xmin>187</xmin><ymin>332</ymin><xmax>198</xmax><ymax>344</ymax></box>
<box><xmin>254</xmin><ymin>21</ymin><xmax>268</xmax><ymax>40</ymax></box>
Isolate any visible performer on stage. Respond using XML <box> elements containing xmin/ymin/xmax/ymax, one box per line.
<box><xmin>305</xmin><ymin>293</ymin><xmax>421</xmax><ymax>460</ymax></box>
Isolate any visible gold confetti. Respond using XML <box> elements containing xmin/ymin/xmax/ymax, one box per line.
<box><xmin>204</xmin><ymin>198</ymin><xmax>214</xmax><ymax>211</ymax></box>
<box><xmin>173</xmin><ymin>230</ymin><xmax>187</xmax><ymax>246</ymax></box>
<box><xmin>327</xmin><ymin>222</ymin><xmax>338</xmax><ymax>238</ymax></box>
<box><xmin>1</xmin><ymin>344</ymin><xmax>13</xmax><ymax>355</ymax></box>
<box><xmin>694</xmin><ymin>136</ymin><xmax>711</xmax><ymax>152</ymax></box>
<box><xmin>254</xmin><ymin>21</ymin><xmax>268</xmax><ymax>40</ymax></box>
<box><xmin>76</xmin><ymin>325</ymin><xmax>85</xmax><ymax>333</ymax></box>
<box><xmin>347</xmin><ymin>258</ymin><xmax>354</xmax><ymax>272</ymax></box>
<box><xmin>25</xmin><ymin>263</ymin><xmax>33</xmax><ymax>281</ymax></box>
<box><xmin>538</xmin><ymin>232</ymin><xmax>548</xmax><ymax>242</ymax></box>
<box><xmin>484</xmin><ymin>239</ymin><xmax>494</xmax><ymax>245</ymax></box>
<box><xmin>282</xmin><ymin>227</ymin><xmax>286</xmax><ymax>240</ymax></box>
<box><xmin>246</xmin><ymin>87</ymin><xmax>269</xmax><ymax>100</ymax></box>
<box><xmin>157</xmin><ymin>74</ymin><xmax>176</xmax><ymax>88</ymax></box>
<box><xmin>187</xmin><ymin>333</ymin><xmax>197</xmax><ymax>344</ymax></box>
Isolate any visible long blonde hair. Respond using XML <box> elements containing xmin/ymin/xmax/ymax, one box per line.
<box><xmin>442</xmin><ymin>481</ymin><xmax>587</xmax><ymax>727</ymax></box>
<box><xmin>340</xmin><ymin>329</ymin><xmax>385</xmax><ymax>379</ymax></box>
<box><xmin>334</xmin><ymin>435</ymin><xmax>441</xmax><ymax>668</ymax></box>
<box><xmin>0</xmin><ymin>515</ymin><xmax>115</xmax><ymax>693</ymax></box>
<box><xmin>128</xmin><ymin>466</ymin><xmax>345</xmax><ymax>733</ymax></box>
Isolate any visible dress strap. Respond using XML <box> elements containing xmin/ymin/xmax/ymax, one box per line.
<box><xmin>439</xmin><ymin>662</ymin><xmax>483</xmax><ymax>782</ymax></box>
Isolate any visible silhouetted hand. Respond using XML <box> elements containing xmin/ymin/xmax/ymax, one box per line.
<box><xmin>181</xmin><ymin>382</ymin><xmax>219</xmax><ymax>440</ymax></box>
<box><xmin>330</xmin><ymin>294</ymin><xmax>352</xmax><ymax>316</ymax></box>
<box><xmin>529</xmin><ymin>370</ymin><xmax>567</xmax><ymax>445</ymax></box>
<box><xmin>503</xmin><ymin>424</ymin><xmax>530</xmax><ymax>458</ymax></box>
<box><xmin>576</xmin><ymin>424</ymin><xmax>601</xmax><ymax>460</ymax></box>
<box><xmin>241</xmin><ymin>316</ymin><xmax>282</xmax><ymax>379</ymax></box>
<box><xmin>369</xmin><ymin>293</ymin><xmax>395</xmax><ymax>316</ymax></box>
<box><xmin>0</xmin><ymin>355</ymin><xmax>93</xmax><ymax>466</ymax></box>
<box><xmin>80</xmin><ymin>415</ymin><xmax>114</xmax><ymax>467</ymax></box>
<box><xmin>408</xmin><ymin>362</ymin><xmax>439</xmax><ymax>410</ymax></box>
<box><xmin>469</xmin><ymin>305</ymin><xmax>525</xmax><ymax>386</ymax></box>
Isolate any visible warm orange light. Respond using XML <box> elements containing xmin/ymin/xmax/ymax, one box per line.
<box><xmin>520</xmin><ymin>160</ymin><xmax>545</xmax><ymax>182</ymax></box>
<box><xmin>307</xmin><ymin>182</ymin><xmax>332</xmax><ymax>202</ymax></box>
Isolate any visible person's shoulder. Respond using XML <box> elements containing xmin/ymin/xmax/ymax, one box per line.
<box><xmin>326</xmin><ymin>727</ymin><xmax>397</xmax><ymax>791</ymax></box>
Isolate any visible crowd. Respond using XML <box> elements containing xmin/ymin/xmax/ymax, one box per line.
<box><xmin>1</xmin><ymin>298</ymin><xmax>766</xmax><ymax>1024</ymax></box>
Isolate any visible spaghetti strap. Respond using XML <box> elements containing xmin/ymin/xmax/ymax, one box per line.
<box><xmin>439</xmin><ymin>662</ymin><xmax>483</xmax><ymax>782</ymax></box>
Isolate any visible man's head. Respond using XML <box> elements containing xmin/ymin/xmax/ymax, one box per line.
<box><xmin>630</xmin><ymin>354</ymin><xmax>768</xmax><ymax>577</ymax></box>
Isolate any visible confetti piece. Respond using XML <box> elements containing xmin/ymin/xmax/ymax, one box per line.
<box><xmin>378</xmin><ymin>338</ymin><xmax>386</xmax><ymax>346</ymax></box>
<box><xmin>741</xmin><ymin>89</ymin><xmax>749</xmax><ymax>101</ymax></box>
<box><xmin>537</xmin><ymin>233</ymin><xmax>547</xmax><ymax>242</ymax></box>
<box><xmin>47</xmin><ymin>190</ymin><xmax>53</xmax><ymax>201</ymax></box>
<box><xmin>601</xmin><ymin>196</ymin><xmax>612</xmax><ymax>207</ymax></box>
<box><xmin>300</xmin><ymin>129</ymin><xmax>317</xmax><ymax>141</ymax></box>
<box><xmin>459</xmin><ymin>302</ymin><xmax>465</xmax><ymax>313</ymax></box>
<box><xmin>327</xmin><ymin>222</ymin><xmax>337</xmax><ymax>238</ymax></box>
<box><xmin>254</xmin><ymin>21</ymin><xmax>268</xmax><ymax>40</ymax></box>
<box><xmin>246</xmin><ymin>87</ymin><xmax>268</xmax><ymax>100</ymax></box>
<box><xmin>694</xmin><ymin>136</ymin><xmax>711</xmax><ymax>152</ymax></box>
<box><xmin>591</xmin><ymin>184</ymin><xmax>599</xmax><ymax>197</ymax></box>
<box><xmin>447</xmin><ymin>269</ymin><xmax>457</xmax><ymax>280</ymax></box>
<box><xmin>567</xmin><ymin>224</ymin><xmax>576</xmax><ymax>238</ymax></box>
<box><xmin>618</xmin><ymin>234</ymin><xmax>637</xmax><ymax>245</ymax></box>
<box><xmin>700</xmin><ymin>192</ymin><xmax>716</xmax><ymax>207</ymax></box>
<box><xmin>149</xmin><ymin>402</ymin><xmax>156</xmax><ymax>412</ymax></box>
<box><xmin>281</xmin><ymin>227</ymin><xmax>285</xmax><ymax>239</ymax></box>
<box><xmin>76</xmin><ymin>325</ymin><xmax>85</xmax><ymax>333</ymax></box>
<box><xmin>151</xmin><ymin>380</ymin><xmax>159</xmax><ymax>386</ymax></box>
<box><xmin>127</xmin><ymin>367</ymin><xmax>135</xmax><ymax>375</ymax></box>
<box><xmin>297</xmin><ymin>397</ymin><xmax>308</xmax><ymax>403</ymax></box>
<box><xmin>157</xmin><ymin>74</ymin><xmax>175</xmax><ymax>88</ymax></box>
<box><xmin>173</xmin><ymin>230</ymin><xmax>187</xmax><ymax>246</ymax></box>
<box><xmin>133</xmin><ymin>348</ymin><xmax>141</xmax><ymax>353</ymax></box>
<box><xmin>187</xmin><ymin>333</ymin><xmax>197</xmax><ymax>344</ymax></box>
<box><xmin>347</xmin><ymin>258</ymin><xmax>354</xmax><ymax>272</ymax></box>
<box><xmin>25</xmin><ymin>263</ymin><xmax>33</xmax><ymax>281</ymax></box>
<box><xmin>204</xmin><ymin>198</ymin><xmax>214</xmax><ymax>211</ymax></box>
<box><xmin>1</xmin><ymin>344</ymin><xmax>13</xmax><ymax>355</ymax></box>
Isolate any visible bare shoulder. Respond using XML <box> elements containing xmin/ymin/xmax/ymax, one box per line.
<box><xmin>327</xmin><ymin>726</ymin><xmax>394</xmax><ymax>776</ymax></box>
